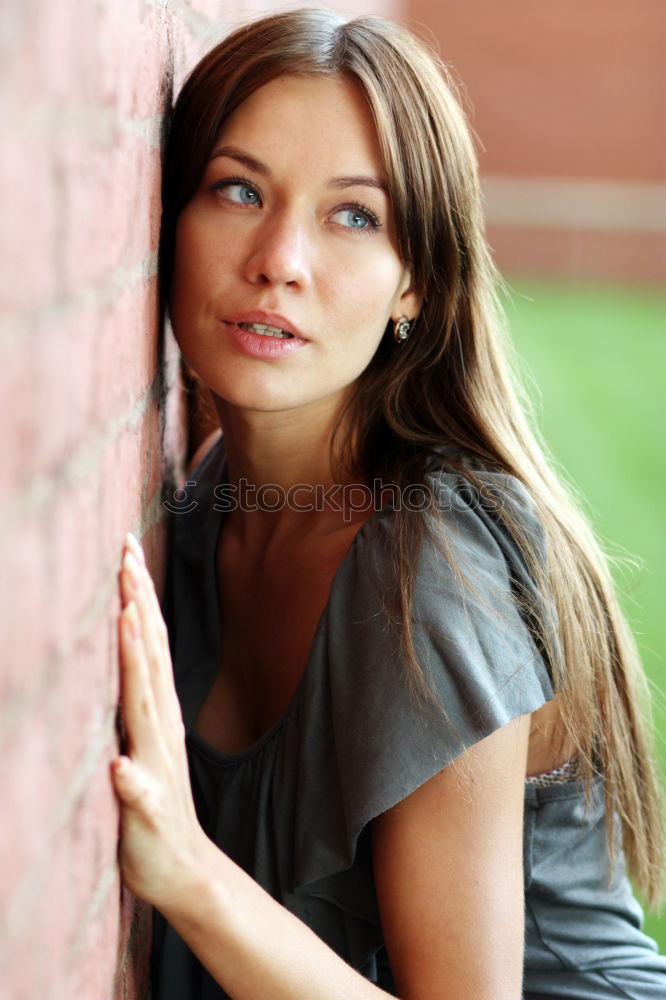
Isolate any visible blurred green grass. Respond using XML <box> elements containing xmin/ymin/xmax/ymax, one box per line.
<box><xmin>502</xmin><ymin>277</ymin><xmax>666</xmax><ymax>949</ymax></box>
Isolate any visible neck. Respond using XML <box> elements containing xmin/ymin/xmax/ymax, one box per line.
<box><xmin>212</xmin><ymin>394</ymin><xmax>364</xmax><ymax>548</ymax></box>
<box><xmin>215</xmin><ymin>397</ymin><xmax>347</xmax><ymax>488</ymax></box>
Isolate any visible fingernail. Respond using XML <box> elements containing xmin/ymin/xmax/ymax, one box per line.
<box><xmin>125</xmin><ymin>531</ymin><xmax>145</xmax><ymax>565</ymax></box>
<box><xmin>123</xmin><ymin>550</ymin><xmax>142</xmax><ymax>590</ymax></box>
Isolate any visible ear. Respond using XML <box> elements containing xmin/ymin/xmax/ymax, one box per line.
<box><xmin>392</xmin><ymin>269</ymin><xmax>421</xmax><ymax>324</ymax></box>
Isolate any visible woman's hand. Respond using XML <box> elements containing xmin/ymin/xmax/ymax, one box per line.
<box><xmin>111</xmin><ymin>532</ymin><xmax>208</xmax><ymax>910</ymax></box>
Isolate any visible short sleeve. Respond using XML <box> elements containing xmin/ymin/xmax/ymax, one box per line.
<box><xmin>290</xmin><ymin>469</ymin><xmax>554</xmax><ymax>911</ymax></box>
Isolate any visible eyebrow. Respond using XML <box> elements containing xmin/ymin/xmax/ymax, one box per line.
<box><xmin>209</xmin><ymin>144</ymin><xmax>388</xmax><ymax>193</ymax></box>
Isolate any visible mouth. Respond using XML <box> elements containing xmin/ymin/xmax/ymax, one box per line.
<box><xmin>237</xmin><ymin>322</ymin><xmax>294</xmax><ymax>340</ymax></box>
<box><xmin>222</xmin><ymin>313</ymin><xmax>308</xmax><ymax>360</ymax></box>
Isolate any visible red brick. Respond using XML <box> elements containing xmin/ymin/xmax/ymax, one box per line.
<box><xmin>0</xmin><ymin>699</ymin><xmax>60</xmax><ymax>922</ymax></box>
<box><xmin>185</xmin><ymin>0</ymin><xmax>230</xmax><ymax>20</ymax></box>
<box><xmin>98</xmin><ymin>420</ymin><xmax>146</xmax><ymax>571</ymax></box>
<box><xmin>130</xmin><ymin>144</ymin><xmax>164</xmax><ymax>262</ymax></box>
<box><xmin>16</xmin><ymin>0</ymin><xmax>84</xmax><ymax>106</ymax></box>
<box><xmin>80</xmin><ymin>0</ymin><xmax>153</xmax><ymax>110</ymax></box>
<box><xmin>142</xmin><ymin>401</ymin><xmax>169</xmax><ymax>510</ymax></box>
<box><xmin>27</xmin><ymin>830</ymin><xmax>74</xmax><ymax>987</ymax></box>
<box><xmin>52</xmin><ymin>620</ymin><xmax>117</xmax><ymax>782</ymax></box>
<box><xmin>58</xmin><ymin>132</ymin><xmax>159</xmax><ymax>294</ymax></box>
<box><xmin>59</xmin><ymin>873</ymin><xmax>120</xmax><ymax>1000</ymax></box>
<box><xmin>0</xmin><ymin>133</ymin><xmax>56</xmax><ymax>311</ymax></box>
<box><xmin>0</xmin><ymin>912</ymin><xmax>51</xmax><ymax>1000</ymax></box>
<box><xmin>74</xmin><ymin>0</ymin><xmax>171</xmax><ymax>118</ymax></box>
<box><xmin>0</xmin><ymin>324</ymin><xmax>45</xmax><ymax>498</ymax></box>
<box><xmin>0</xmin><ymin>0</ymin><xmax>50</xmax><ymax>108</ymax></box>
<box><xmin>171</xmin><ymin>14</ymin><xmax>213</xmax><ymax>95</ymax></box>
<box><xmin>0</xmin><ymin>650</ymin><xmax>115</xmax><ymax>906</ymax></box>
<box><xmin>0</xmin><ymin>511</ymin><xmax>50</xmax><ymax>702</ymax></box>
<box><xmin>0</xmin><ymin>311</ymin><xmax>98</xmax><ymax>502</ymax></box>
<box><xmin>35</xmin><ymin>305</ymin><xmax>98</xmax><ymax>457</ymax></box>
<box><xmin>93</xmin><ymin>275</ymin><xmax>160</xmax><ymax>422</ymax></box>
<box><xmin>65</xmin><ymin>769</ymin><xmax>121</xmax><ymax>927</ymax></box>
<box><xmin>125</xmin><ymin>5</ymin><xmax>174</xmax><ymax>119</ymax></box>
<box><xmin>0</xmin><ymin>657</ymin><xmax>116</xmax><ymax>920</ymax></box>
<box><xmin>1</xmin><ymin>757</ymin><xmax>121</xmax><ymax>997</ymax></box>
<box><xmin>0</xmin><ymin>326</ymin><xmax>39</xmax><ymax>504</ymax></box>
<box><xmin>47</xmin><ymin>473</ymin><xmax>103</xmax><ymax>653</ymax></box>
<box><xmin>17</xmin><ymin>0</ymin><xmax>166</xmax><ymax>116</ymax></box>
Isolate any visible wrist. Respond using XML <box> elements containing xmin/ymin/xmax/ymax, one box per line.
<box><xmin>157</xmin><ymin>832</ymin><xmax>233</xmax><ymax>931</ymax></box>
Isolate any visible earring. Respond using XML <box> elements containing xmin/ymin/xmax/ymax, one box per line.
<box><xmin>393</xmin><ymin>317</ymin><xmax>412</xmax><ymax>344</ymax></box>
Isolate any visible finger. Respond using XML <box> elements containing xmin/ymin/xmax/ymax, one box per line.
<box><xmin>124</xmin><ymin>533</ymin><xmax>161</xmax><ymax>628</ymax></box>
<box><xmin>118</xmin><ymin>601</ymin><xmax>164</xmax><ymax>761</ymax></box>
<box><xmin>111</xmin><ymin>755</ymin><xmax>155</xmax><ymax>813</ymax></box>
<box><xmin>125</xmin><ymin>530</ymin><xmax>145</xmax><ymax>567</ymax></box>
<box><xmin>119</xmin><ymin>549</ymin><xmax>183</xmax><ymax>738</ymax></box>
<box><xmin>120</xmin><ymin>550</ymin><xmax>171</xmax><ymax>685</ymax></box>
<box><xmin>120</xmin><ymin>546</ymin><xmax>170</xmax><ymax>662</ymax></box>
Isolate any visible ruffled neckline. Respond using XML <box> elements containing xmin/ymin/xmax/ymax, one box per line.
<box><xmin>187</xmin><ymin>436</ymin><xmax>381</xmax><ymax>764</ymax></box>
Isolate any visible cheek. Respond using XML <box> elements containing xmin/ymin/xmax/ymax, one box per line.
<box><xmin>169</xmin><ymin>227</ymin><xmax>209</xmax><ymax>341</ymax></box>
<box><xmin>333</xmin><ymin>254</ymin><xmax>404</xmax><ymax>330</ymax></box>
<box><xmin>171</xmin><ymin>242</ymin><xmax>220</xmax><ymax>338</ymax></box>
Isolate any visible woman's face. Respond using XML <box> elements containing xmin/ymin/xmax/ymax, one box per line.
<box><xmin>169</xmin><ymin>72</ymin><xmax>418</xmax><ymax>419</ymax></box>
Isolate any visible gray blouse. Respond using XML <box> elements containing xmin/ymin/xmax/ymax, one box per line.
<box><xmin>152</xmin><ymin>437</ymin><xmax>665</xmax><ymax>999</ymax></box>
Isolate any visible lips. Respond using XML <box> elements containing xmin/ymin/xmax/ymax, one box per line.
<box><xmin>225</xmin><ymin>311</ymin><xmax>307</xmax><ymax>342</ymax></box>
<box><xmin>221</xmin><ymin>310</ymin><xmax>309</xmax><ymax>360</ymax></box>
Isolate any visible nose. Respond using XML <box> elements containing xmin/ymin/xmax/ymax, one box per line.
<box><xmin>243</xmin><ymin>210</ymin><xmax>312</xmax><ymax>290</ymax></box>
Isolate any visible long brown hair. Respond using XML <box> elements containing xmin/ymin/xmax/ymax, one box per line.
<box><xmin>160</xmin><ymin>7</ymin><xmax>664</xmax><ymax>905</ymax></box>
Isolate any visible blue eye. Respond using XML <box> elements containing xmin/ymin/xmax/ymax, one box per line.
<box><xmin>336</xmin><ymin>209</ymin><xmax>369</xmax><ymax>228</ymax></box>
<box><xmin>213</xmin><ymin>178</ymin><xmax>262</xmax><ymax>206</ymax></box>
<box><xmin>331</xmin><ymin>204</ymin><xmax>381</xmax><ymax>232</ymax></box>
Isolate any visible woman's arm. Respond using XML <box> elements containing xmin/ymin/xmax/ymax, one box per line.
<box><xmin>112</xmin><ymin>532</ymin><xmax>528</xmax><ymax>1000</ymax></box>
<box><xmin>372</xmin><ymin>716</ymin><xmax>529</xmax><ymax>999</ymax></box>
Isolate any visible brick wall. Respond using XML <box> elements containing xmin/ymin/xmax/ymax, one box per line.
<box><xmin>0</xmin><ymin>3</ymin><xmax>400</xmax><ymax>997</ymax></box>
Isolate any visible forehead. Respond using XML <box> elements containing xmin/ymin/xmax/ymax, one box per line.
<box><xmin>215</xmin><ymin>73</ymin><xmax>385</xmax><ymax>175</ymax></box>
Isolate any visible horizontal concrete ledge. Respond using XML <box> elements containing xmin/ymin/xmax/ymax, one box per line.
<box><xmin>482</xmin><ymin>175</ymin><xmax>666</xmax><ymax>234</ymax></box>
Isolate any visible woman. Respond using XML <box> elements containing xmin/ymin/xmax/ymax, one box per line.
<box><xmin>112</xmin><ymin>9</ymin><xmax>665</xmax><ymax>999</ymax></box>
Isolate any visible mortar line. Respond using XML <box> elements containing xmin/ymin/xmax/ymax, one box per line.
<box><xmin>0</xmin><ymin>487</ymin><xmax>168</xmax><ymax>741</ymax></box>
<box><xmin>0</xmin><ymin>249</ymin><xmax>159</xmax><ymax>346</ymax></box>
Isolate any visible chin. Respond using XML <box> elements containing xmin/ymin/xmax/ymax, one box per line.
<box><xmin>209</xmin><ymin>380</ymin><xmax>308</xmax><ymax>415</ymax></box>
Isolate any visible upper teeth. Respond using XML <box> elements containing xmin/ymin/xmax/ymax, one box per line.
<box><xmin>239</xmin><ymin>322</ymin><xmax>292</xmax><ymax>339</ymax></box>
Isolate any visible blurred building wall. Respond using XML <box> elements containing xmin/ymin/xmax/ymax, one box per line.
<box><xmin>406</xmin><ymin>0</ymin><xmax>666</xmax><ymax>283</ymax></box>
